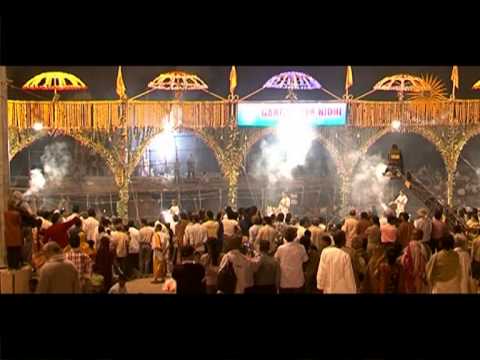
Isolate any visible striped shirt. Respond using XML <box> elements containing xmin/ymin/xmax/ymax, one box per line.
<box><xmin>65</xmin><ymin>249</ymin><xmax>92</xmax><ymax>279</ymax></box>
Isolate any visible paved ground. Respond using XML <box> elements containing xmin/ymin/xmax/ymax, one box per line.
<box><xmin>126</xmin><ymin>276</ymin><xmax>175</xmax><ymax>294</ymax></box>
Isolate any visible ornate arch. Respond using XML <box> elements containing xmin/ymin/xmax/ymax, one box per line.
<box><xmin>8</xmin><ymin>130</ymin><xmax>116</xmax><ymax>175</ymax></box>
<box><xmin>455</xmin><ymin>125</ymin><xmax>480</xmax><ymax>166</ymax></box>
<box><xmin>360</xmin><ymin>126</ymin><xmax>449</xmax><ymax>170</ymax></box>
<box><xmin>130</xmin><ymin>127</ymin><xmax>225</xmax><ymax>176</ymax></box>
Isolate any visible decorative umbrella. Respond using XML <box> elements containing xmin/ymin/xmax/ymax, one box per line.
<box><xmin>22</xmin><ymin>71</ymin><xmax>88</xmax><ymax>101</ymax></box>
<box><xmin>373</xmin><ymin>74</ymin><xmax>430</xmax><ymax>101</ymax></box>
<box><xmin>240</xmin><ymin>71</ymin><xmax>341</xmax><ymax>102</ymax></box>
<box><xmin>263</xmin><ymin>71</ymin><xmax>322</xmax><ymax>100</ymax></box>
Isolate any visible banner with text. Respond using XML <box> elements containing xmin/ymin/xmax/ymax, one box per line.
<box><xmin>237</xmin><ymin>102</ymin><xmax>347</xmax><ymax>127</ymax></box>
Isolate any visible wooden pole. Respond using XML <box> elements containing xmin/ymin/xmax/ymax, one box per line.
<box><xmin>0</xmin><ymin>66</ymin><xmax>9</xmax><ymax>266</ymax></box>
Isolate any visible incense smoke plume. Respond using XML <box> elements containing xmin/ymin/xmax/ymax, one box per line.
<box><xmin>350</xmin><ymin>154</ymin><xmax>389</xmax><ymax>212</ymax></box>
<box><xmin>25</xmin><ymin>142</ymin><xmax>72</xmax><ymax>196</ymax></box>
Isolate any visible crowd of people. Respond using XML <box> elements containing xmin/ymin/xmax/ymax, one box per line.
<box><xmin>4</xmin><ymin>188</ymin><xmax>480</xmax><ymax>294</ymax></box>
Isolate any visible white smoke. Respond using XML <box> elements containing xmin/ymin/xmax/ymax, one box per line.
<box><xmin>251</xmin><ymin>116</ymin><xmax>315</xmax><ymax>184</ymax></box>
<box><xmin>24</xmin><ymin>142</ymin><xmax>72</xmax><ymax>196</ymax></box>
<box><xmin>350</xmin><ymin>153</ymin><xmax>389</xmax><ymax>211</ymax></box>
<box><xmin>25</xmin><ymin>169</ymin><xmax>46</xmax><ymax>196</ymax></box>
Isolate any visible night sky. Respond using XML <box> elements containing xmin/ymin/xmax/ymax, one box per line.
<box><xmin>6</xmin><ymin>66</ymin><xmax>480</xmax><ymax>101</ymax></box>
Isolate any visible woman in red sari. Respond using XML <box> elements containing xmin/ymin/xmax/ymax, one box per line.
<box><xmin>93</xmin><ymin>236</ymin><xmax>116</xmax><ymax>293</ymax></box>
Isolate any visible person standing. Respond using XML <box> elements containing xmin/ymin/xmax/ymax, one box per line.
<box><xmin>251</xmin><ymin>240</ymin><xmax>280</xmax><ymax>294</ymax></box>
<box><xmin>397</xmin><ymin>212</ymin><xmax>415</xmax><ymax>249</ymax></box>
<box><xmin>248</xmin><ymin>215</ymin><xmax>262</xmax><ymax>248</ymax></box>
<box><xmin>316</xmin><ymin>230</ymin><xmax>357</xmax><ymax>294</ymax></box>
<box><xmin>278</xmin><ymin>192</ymin><xmax>291</xmax><ymax>216</ymax></box>
<box><xmin>380</xmin><ymin>215</ymin><xmax>398</xmax><ymax>246</ymax></box>
<box><xmin>255</xmin><ymin>216</ymin><xmax>278</xmax><ymax>254</ymax></box>
<box><xmin>184</xmin><ymin>214</ymin><xmax>208</xmax><ymax>258</ymax></box>
<box><xmin>173</xmin><ymin>245</ymin><xmax>206</xmax><ymax>294</ymax></box>
<box><xmin>127</xmin><ymin>221</ymin><xmax>141</xmax><ymax>278</ymax></box>
<box><xmin>430</xmin><ymin>208</ymin><xmax>448</xmax><ymax>253</ymax></box>
<box><xmin>65</xmin><ymin>233</ymin><xmax>93</xmax><ymax>293</ymax></box>
<box><xmin>152</xmin><ymin>223</ymin><xmax>169</xmax><ymax>283</ymax></box>
<box><xmin>274</xmin><ymin>226</ymin><xmax>309</xmax><ymax>294</ymax></box>
<box><xmin>414</xmin><ymin>208</ymin><xmax>432</xmax><ymax>247</ymax></box>
<box><xmin>111</xmin><ymin>225</ymin><xmax>129</xmax><ymax>277</ymax></box>
<box><xmin>218</xmin><ymin>233</ymin><xmax>257</xmax><ymax>294</ymax></box>
<box><xmin>200</xmin><ymin>238</ymin><xmax>221</xmax><ymax>294</ymax></box>
<box><xmin>300</xmin><ymin>231</ymin><xmax>320</xmax><ymax>294</ymax></box>
<box><xmin>309</xmin><ymin>218</ymin><xmax>325</xmax><ymax>253</ymax></box>
<box><xmin>4</xmin><ymin>199</ymin><xmax>24</xmax><ymax>269</ymax></box>
<box><xmin>355</xmin><ymin>212</ymin><xmax>371</xmax><ymax>242</ymax></box>
<box><xmin>187</xmin><ymin>153</ymin><xmax>195</xmax><ymax>179</ymax></box>
<box><xmin>37</xmin><ymin>242</ymin><xmax>80</xmax><ymax>294</ymax></box>
<box><xmin>169</xmin><ymin>200</ymin><xmax>180</xmax><ymax>218</ymax></box>
<box><xmin>175</xmin><ymin>212</ymin><xmax>190</xmax><ymax>250</ymax></box>
<box><xmin>83</xmin><ymin>208</ymin><xmax>99</xmax><ymax>249</ymax></box>
<box><xmin>377</xmin><ymin>247</ymin><xmax>402</xmax><ymax>294</ymax></box>
<box><xmin>93</xmin><ymin>235</ymin><xmax>116</xmax><ymax>293</ymax></box>
<box><xmin>400</xmin><ymin>228</ymin><xmax>429</xmax><ymax>294</ymax></box>
<box><xmin>365</xmin><ymin>215</ymin><xmax>381</xmax><ymax>258</ymax></box>
<box><xmin>42</xmin><ymin>212</ymin><xmax>79</xmax><ymax>249</ymax></box>
<box><xmin>202</xmin><ymin>210</ymin><xmax>220</xmax><ymax>241</ymax></box>
<box><xmin>139</xmin><ymin>219</ymin><xmax>154</xmax><ymax>276</ymax></box>
<box><xmin>454</xmin><ymin>234</ymin><xmax>473</xmax><ymax>294</ymax></box>
<box><xmin>426</xmin><ymin>234</ymin><xmax>462</xmax><ymax>294</ymax></box>
<box><xmin>342</xmin><ymin>209</ymin><xmax>359</xmax><ymax>248</ymax></box>
<box><xmin>222</xmin><ymin>211</ymin><xmax>239</xmax><ymax>238</ymax></box>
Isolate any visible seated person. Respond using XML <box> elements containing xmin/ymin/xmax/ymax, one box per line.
<box><xmin>383</xmin><ymin>144</ymin><xmax>404</xmax><ymax>177</ymax></box>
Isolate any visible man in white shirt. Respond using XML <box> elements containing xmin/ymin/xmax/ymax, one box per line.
<box><xmin>222</xmin><ymin>212</ymin><xmax>239</xmax><ymax>238</ymax></box>
<box><xmin>111</xmin><ymin>225</ymin><xmax>129</xmax><ymax>276</ymax></box>
<box><xmin>342</xmin><ymin>209</ymin><xmax>359</xmax><ymax>248</ymax></box>
<box><xmin>82</xmin><ymin>208</ymin><xmax>99</xmax><ymax>249</ymax></box>
<box><xmin>184</xmin><ymin>214</ymin><xmax>208</xmax><ymax>256</ymax></box>
<box><xmin>139</xmin><ymin>219</ymin><xmax>155</xmax><ymax>276</ymax></box>
<box><xmin>128</xmin><ymin>221</ymin><xmax>141</xmax><ymax>277</ymax></box>
<box><xmin>218</xmin><ymin>234</ymin><xmax>259</xmax><ymax>294</ymax></box>
<box><xmin>394</xmin><ymin>190</ymin><xmax>408</xmax><ymax>217</ymax></box>
<box><xmin>316</xmin><ymin>230</ymin><xmax>357</xmax><ymax>294</ymax></box>
<box><xmin>278</xmin><ymin>192</ymin><xmax>291</xmax><ymax>216</ymax></box>
<box><xmin>274</xmin><ymin>226</ymin><xmax>309</xmax><ymax>293</ymax></box>
<box><xmin>169</xmin><ymin>199</ymin><xmax>180</xmax><ymax>218</ymax></box>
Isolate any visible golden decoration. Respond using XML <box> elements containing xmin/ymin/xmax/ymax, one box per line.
<box><xmin>22</xmin><ymin>71</ymin><xmax>88</xmax><ymax>92</ymax></box>
<box><xmin>373</xmin><ymin>74</ymin><xmax>429</xmax><ymax>93</ymax></box>
<box><xmin>473</xmin><ymin>80</ymin><xmax>480</xmax><ymax>90</ymax></box>
<box><xmin>148</xmin><ymin>71</ymin><xmax>208</xmax><ymax>91</ymax></box>
<box><xmin>407</xmin><ymin>74</ymin><xmax>448</xmax><ymax>102</ymax></box>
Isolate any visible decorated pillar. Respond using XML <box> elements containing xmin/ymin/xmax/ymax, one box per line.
<box><xmin>115</xmin><ymin>170</ymin><xmax>129</xmax><ymax>220</ymax></box>
<box><xmin>339</xmin><ymin>170</ymin><xmax>353</xmax><ymax>211</ymax></box>
<box><xmin>116</xmin><ymin>98</ymin><xmax>129</xmax><ymax>221</ymax></box>
<box><xmin>446</xmin><ymin>169</ymin><xmax>455</xmax><ymax>207</ymax></box>
<box><xmin>0</xmin><ymin>66</ymin><xmax>9</xmax><ymax>266</ymax></box>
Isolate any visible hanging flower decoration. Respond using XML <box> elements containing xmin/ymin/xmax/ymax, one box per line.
<box><xmin>22</xmin><ymin>71</ymin><xmax>88</xmax><ymax>92</ymax></box>
<box><xmin>263</xmin><ymin>71</ymin><xmax>322</xmax><ymax>90</ymax></box>
<box><xmin>148</xmin><ymin>71</ymin><xmax>208</xmax><ymax>91</ymax></box>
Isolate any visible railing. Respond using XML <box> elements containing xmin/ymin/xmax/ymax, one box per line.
<box><xmin>8</xmin><ymin>100</ymin><xmax>230</xmax><ymax>131</ymax></box>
